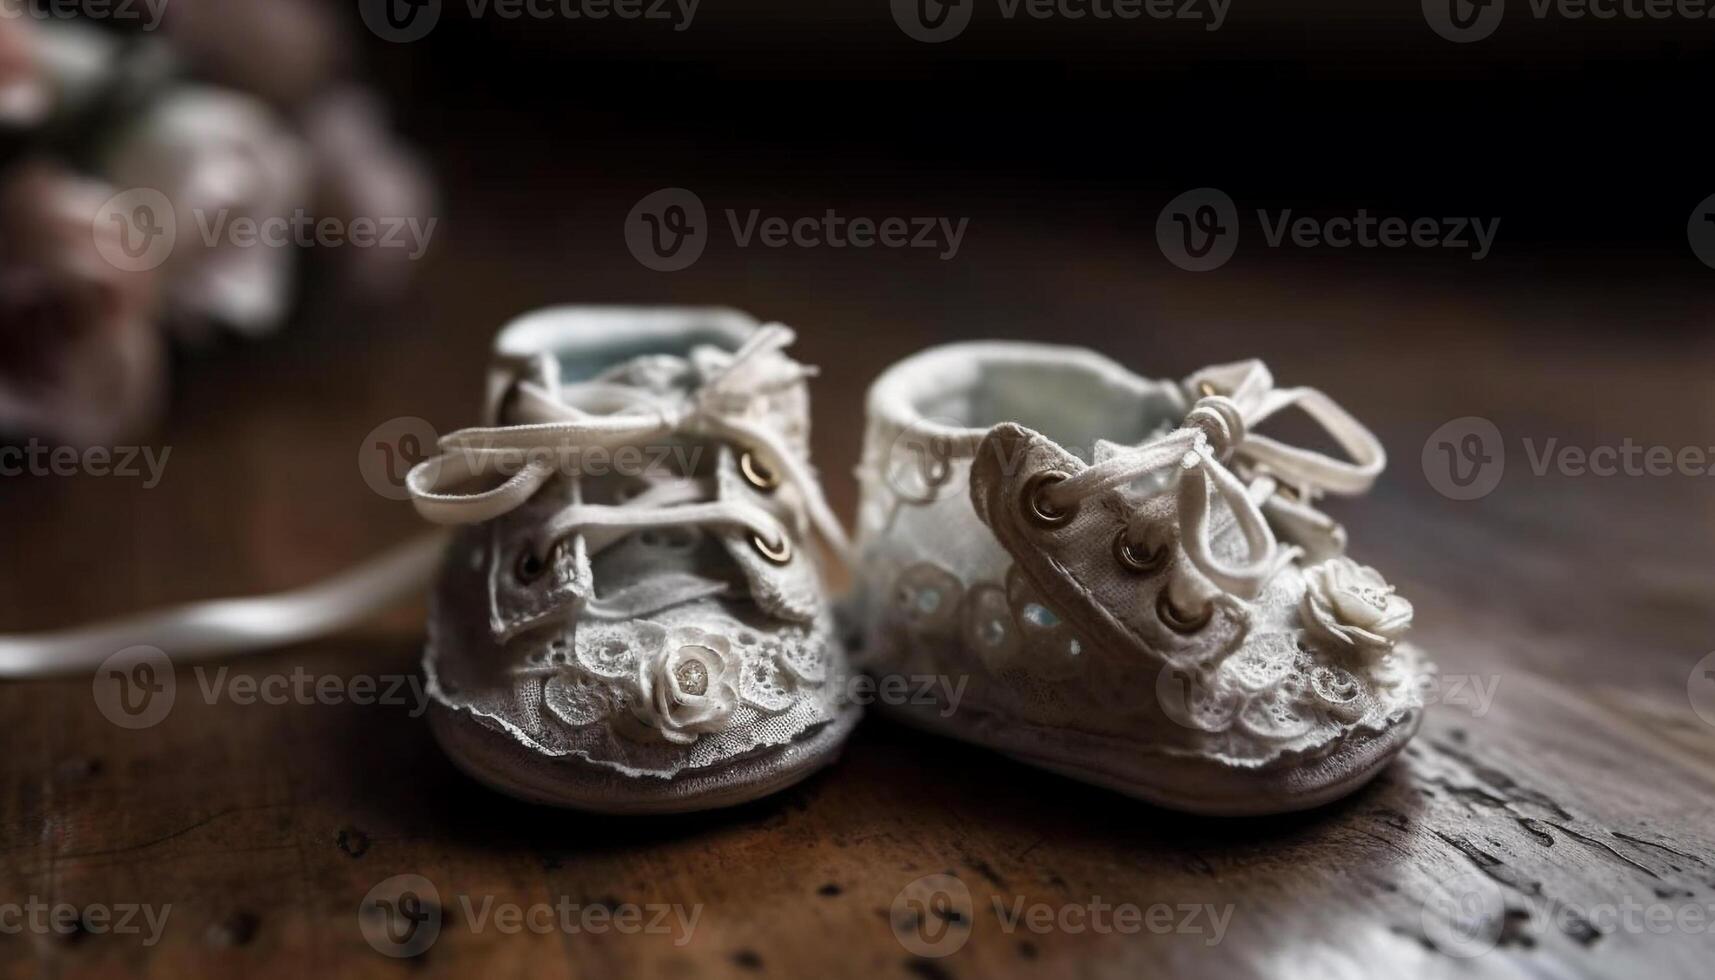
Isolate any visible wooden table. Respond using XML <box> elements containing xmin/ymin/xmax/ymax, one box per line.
<box><xmin>3</xmin><ymin>159</ymin><xmax>1713</xmax><ymax>979</ymax></box>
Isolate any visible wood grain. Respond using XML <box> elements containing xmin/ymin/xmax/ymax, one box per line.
<box><xmin>2</xmin><ymin>166</ymin><xmax>1712</xmax><ymax>979</ymax></box>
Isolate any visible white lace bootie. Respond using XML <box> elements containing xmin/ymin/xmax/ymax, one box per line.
<box><xmin>410</xmin><ymin>307</ymin><xmax>860</xmax><ymax>813</ymax></box>
<box><xmin>851</xmin><ymin>342</ymin><xmax>1430</xmax><ymax>815</ymax></box>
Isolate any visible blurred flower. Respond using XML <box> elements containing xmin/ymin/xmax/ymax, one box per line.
<box><xmin>162</xmin><ymin>0</ymin><xmax>350</xmax><ymax>110</ymax></box>
<box><xmin>304</xmin><ymin>87</ymin><xmax>436</xmax><ymax>300</ymax></box>
<box><xmin>0</xmin><ymin>17</ymin><xmax>49</xmax><ymax>127</ymax></box>
<box><xmin>104</xmin><ymin>86</ymin><xmax>312</xmax><ymax>339</ymax></box>
<box><xmin>0</xmin><ymin>163</ymin><xmax>164</xmax><ymax>446</ymax></box>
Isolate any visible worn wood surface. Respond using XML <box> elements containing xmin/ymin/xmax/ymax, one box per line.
<box><xmin>2</xmin><ymin>164</ymin><xmax>1713</xmax><ymax>979</ymax></box>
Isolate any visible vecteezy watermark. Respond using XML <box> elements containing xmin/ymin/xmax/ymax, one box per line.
<box><xmin>1424</xmin><ymin>417</ymin><xmax>1715</xmax><ymax>501</ymax></box>
<box><xmin>0</xmin><ymin>897</ymin><xmax>172</xmax><ymax>947</ymax></box>
<box><xmin>0</xmin><ymin>0</ymin><xmax>168</xmax><ymax>29</ymax></box>
<box><xmin>0</xmin><ymin>440</ymin><xmax>171</xmax><ymax>487</ymax></box>
<box><xmin>1420</xmin><ymin>870</ymin><xmax>1507</xmax><ymax>957</ymax></box>
<box><xmin>94</xmin><ymin>647</ymin><xmax>431</xmax><ymax>729</ymax></box>
<box><xmin>359</xmin><ymin>874</ymin><xmax>700</xmax><ymax>957</ymax></box>
<box><xmin>1688</xmin><ymin>651</ymin><xmax>1715</xmax><ymax>729</ymax></box>
<box><xmin>836</xmin><ymin>672</ymin><xmax>968</xmax><ymax>717</ymax></box>
<box><xmin>358</xmin><ymin>0</ymin><xmax>698</xmax><ymax>43</ymax></box>
<box><xmin>359</xmin><ymin>417</ymin><xmax>439</xmax><ymax>501</ymax></box>
<box><xmin>92</xmin><ymin>189</ymin><xmax>436</xmax><ymax>273</ymax></box>
<box><xmin>1688</xmin><ymin>193</ymin><xmax>1715</xmax><ymax>270</ymax></box>
<box><xmin>889</xmin><ymin>873</ymin><xmax>1233</xmax><ymax>959</ymax></box>
<box><xmin>891</xmin><ymin>0</ymin><xmax>1228</xmax><ymax>43</ymax></box>
<box><xmin>1421</xmin><ymin>0</ymin><xmax>1506</xmax><ymax>42</ymax></box>
<box><xmin>1425</xmin><ymin>0</ymin><xmax>1715</xmax><ymax>43</ymax></box>
<box><xmin>1421</xmin><ymin>868</ymin><xmax>1715</xmax><ymax>958</ymax></box>
<box><xmin>1422</xmin><ymin>417</ymin><xmax>1505</xmax><ymax>501</ymax></box>
<box><xmin>1156</xmin><ymin>188</ymin><xmax>1500</xmax><ymax>271</ymax></box>
<box><xmin>93</xmin><ymin>647</ymin><xmax>176</xmax><ymax>730</ymax></box>
<box><xmin>624</xmin><ymin>188</ymin><xmax>970</xmax><ymax>272</ymax></box>
<box><xmin>359</xmin><ymin>415</ymin><xmax>713</xmax><ymax>499</ymax></box>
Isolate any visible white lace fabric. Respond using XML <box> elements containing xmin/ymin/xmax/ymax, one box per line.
<box><xmin>854</xmin><ymin>342</ymin><xmax>1429</xmax><ymax>772</ymax></box>
<box><xmin>420</xmin><ymin>316</ymin><xmax>852</xmax><ymax>780</ymax></box>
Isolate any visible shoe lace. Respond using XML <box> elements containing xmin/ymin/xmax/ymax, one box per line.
<box><xmin>0</xmin><ymin>326</ymin><xmax>848</xmax><ymax>678</ymax></box>
<box><xmin>405</xmin><ymin>324</ymin><xmax>854</xmax><ymax>568</ymax></box>
<box><xmin>1039</xmin><ymin>360</ymin><xmax>1384</xmax><ymax>599</ymax></box>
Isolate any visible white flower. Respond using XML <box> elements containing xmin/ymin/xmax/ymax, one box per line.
<box><xmin>1300</xmin><ymin>558</ymin><xmax>1413</xmax><ymax>658</ymax></box>
<box><xmin>633</xmin><ymin>627</ymin><xmax>741</xmax><ymax>745</ymax></box>
<box><xmin>104</xmin><ymin>86</ymin><xmax>310</xmax><ymax>339</ymax></box>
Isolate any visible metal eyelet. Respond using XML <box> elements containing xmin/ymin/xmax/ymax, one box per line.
<box><xmin>1196</xmin><ymin>380</ymin><xmax>1220</xmax><ymax>398</ymax></box>
<box><xmin>1157</xmin><ymin>590</ymin><xmax>1213</xmax><ymax>633</ymax></box>
<box><xmin>739</xmin><ymin>451</ymin><xmax>780</xmax><ymax>492</ymax></box>
<box><xmin>1020</xmin><ymin>471</ymin><xmax>1076</xmax><ymax>529</ymax></box>
<box><xmin>1113</xmin><ymin>530</ymin><xmax>1170</xmax><ymax>576</ymax></box>
<box><xmin>515</xmin><ymin>548</ymin><xmax>549</xmax><ymax>583</ymax></box>
<box><xmin>750</xmin><ymin>532</ymin><xmax>792</xmax><ymax>565</ymax></box>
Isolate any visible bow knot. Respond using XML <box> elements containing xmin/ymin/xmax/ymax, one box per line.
<box><xmin>1184</xmin><ymin>394</ymin><xmax>1245</xmax><ymax>462</ymax></box>
<box><xmin>404</xmin><ymin>324</ymin><xmax>852</xmax><ymax>566</ymax></box>
<box><xmin>1042</xmin><ymin>360</ymin><xmax>1384</xmax><ymax>600</ymax></box>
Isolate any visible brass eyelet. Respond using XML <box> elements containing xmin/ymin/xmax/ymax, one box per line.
<box><xmin>515</xmin><ymin>548</ymin><xmax>549</xmax><ymax>583</ymax></box>
<box><xmin>1113</xmin><ymin>530</ymin><xmax>1170</xmax><ymax>576</ymax></box>
<box><xmin>1157</xmin><ymin>590</ymin><xmax>1213</xmax><ymax>633</ymax></box>
<box><xmin>750</xmin><ymin>532</ymin><xmax>792</xmax><ymax>565</ymax></box>
<box><xmin>1021</xmin><ymin>471</ymin><xmax>1076</xmax><ymax>529</ymax></box>
<box><xmin>739</xmin><ymin>451</ymin><xmax>780</xmax><ymax>492</ymax></box>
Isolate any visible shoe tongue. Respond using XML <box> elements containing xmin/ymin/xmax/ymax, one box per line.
<box><xmin>501</xmin><ymin>344</ymin><xmax>812</xmax><ymax>456</ymax></box>
<box><xmin>592</xmin><ymin>352</ymin><xmax>697</xmax><ymax>398</ymax></box>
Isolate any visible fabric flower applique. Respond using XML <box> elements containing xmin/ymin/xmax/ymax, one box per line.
<box><xmin>1300</xmin><ymin>557</ymin><xmax>1414</xmax><ymax>658</ymax></box>
<box><xmin>632</xmin><ymin>626</ymin><xmax>742</xmax><ymax>745</ymax></box>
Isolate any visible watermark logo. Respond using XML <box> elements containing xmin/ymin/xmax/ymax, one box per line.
<box><xmin>93</xmin><ymin>188</ymin><xmax>176</xmax><ymax>273</ymax></box>
<box><xmin>1422</xmin><ymin>0</ymin><xmax>1504</xmax><ymax>42</ymax></box>
<box><xmin>360</xmin><ymin>0</ymin><xmax>443</xmax><ymax>42</ymax></box>
<box><xmin>1158</xmin><ymin>188</ymin><xmax>1499</xmax><ymax>270</ymax></box>
<box><xmin>625</xmin><ymin>188</ymin><xmax>971</xmax><ymax>271</ymax></box>
<box><xmin>360</xmin><ymin>417</ymin><xmax>439</xmax><ymax>501</ymax></box>
<box><xmin>1688</xmin><ymin>193</ymin><xmax>1715</xmax><ymax>270</ymax></box>
<box><xmin>890</xmin><ymin>873</ymin><xmax>974</xmax><ymax>958</ymax></box>
<box><xmin>1428</xmin><ymin>0</ymin><xmax>1715</xmax><ymax>42</ymax></box>
<box><xmin>360</xmin><ymin>875</ymin><xmax>442</xmax><ymax>958</ymax></box>
<box><xmin>1156</xmin><ymin>187</ymin><xmax>1240</xmax><ymax>272</ymax></box>
<box><xmin>359</xmin><ymin>875</ymin><xmax>699</xmax><ymax>956</ymax></box>
<box><xmin>1422</xmin><ymin>416</ymin><xmax>1505</xmax><ymax>501</ymax></box>
<box><xmin>1426</xmin><ymin>419</ymin><xmax>1715</xmax><ymax>500</ymax></box>
<box><xmin>93</xmin><ymin>646</ymin><xmax>176</xmax><ymax>730</ymax></box>
<box><xmin>0</xmin><ymin>898</ymin><xmax>172</xmax><ymax>946</ymax></box>
<box><xmin>625</xmin><ymin>187</ymin><xmax>709</xmax><ymax>272</ymax></box>
<box><xmin>891</xmin><ymin>0</ymin><xmax>974</xmax><ymax>42</ymax></box>
<box><xmin>361</xmin><ymin>0</ymin><xmax>698</xmax><ymax>42</ymax></box>
<box><xmin>0</xmin><ymin>441</ymin><xmax>171</xmax><ymax>486</ymax></box>
<box><xmin>892</xmin><ymin>0</ymin><xmax>1228</xmax><ymax>41</ymax></box>
<box><xmin>0</xmin><ymin>0</ymin><xmax>169</xmax><ymax>29</ymax></box>
<box><xmin>94</xmin><ymin>650</ymin><xmax>434</xmax><ymax>729</ymax></box>
<box><xmin>1688</xmin><ymin>651</ymin><xmax>1715</xmax><ymax>729</ymax></box>
<box><xmin>92</xmin><ymin>188</ymin><xmax>437</xmax><ymax>271</ymax></box>
<box><xmin>891</xmin><ymin>872</ymin><xmax>1234</xmax><ymax>955</ymax></box>
<box><xmin>882</xmin><ymin>415</ymin><xmax>966</xmax><ymax>505</ymax></box>
<box><xmin>1421</xmin><ymin>870</ymin><xmax>1505</xmax><ymax>958</ymax></box>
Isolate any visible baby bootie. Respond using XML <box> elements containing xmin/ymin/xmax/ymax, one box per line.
<box><xmin>851</xmin><ymin>342</ymin><xmax>1429</xmax><ymax>815</ymax></box>
<box><xmin>410</xmin><ymin>307</ymin><xmax>860</xmax><ymax>813</ymax></box>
